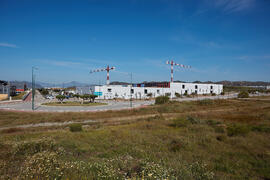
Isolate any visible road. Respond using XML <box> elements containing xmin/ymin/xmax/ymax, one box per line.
<box><xmin>0</xmin><ymin>93</ymin><xmax>268</xmax><ymax>112</ymax></box>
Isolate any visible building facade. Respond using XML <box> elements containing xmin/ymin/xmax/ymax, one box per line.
<box><xmin>0</xmin><ymin>80</ymin><xmax>10</xmax><ymax>100</ymax></box>
<box><xmin>94</xmin><ymin>82</ymin><xmax>223</xmax><ymax>99</ymax></box>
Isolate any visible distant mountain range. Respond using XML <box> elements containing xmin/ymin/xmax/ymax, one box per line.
<box><xmin>111</xmin><ymin>81</ymin><xmax>270</xmax><ymax>86</ymax></box>
<box><xmin>36</xmin><ymin>81</ymin><xmax>91</xmax><ymax>88</ymax></box>
<box><xmin>4</xmin><ymin>80</ymin><xmax>270</xmax><ymax>89</ymax></box>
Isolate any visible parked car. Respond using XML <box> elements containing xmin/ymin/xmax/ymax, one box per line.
<box><xmin>45</xmin><ymin>95</ymin><xmax>54</xmax><ymax>100</ymax></box>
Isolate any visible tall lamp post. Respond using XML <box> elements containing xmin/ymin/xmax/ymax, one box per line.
<box><xmin>130</xmin><ymin>73</ymin><xmax>133</xmax><ymax>108</ymax></box>
<box><xmin>32</xmin><ymin>66</ymin><xmax>38</xmax><ymax>111</ymax></box>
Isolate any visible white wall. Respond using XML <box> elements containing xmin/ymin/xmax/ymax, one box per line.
<box><xmin>94</xmin><ymin>83</ymin><xmax>223</xmax><ymax>99</ymax></box>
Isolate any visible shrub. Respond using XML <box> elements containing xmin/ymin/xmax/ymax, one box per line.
<box><xmin>206</xmin><ymin>120</ymin><xmax>221</xmax><ymax>126</ymax></box>
<box><xmin>175</xmin><ymin>92</ymin><xmax>181</xmax><ymax>98</ymax></box>
<box><xmin>251</xmin><ymin>125</ymin><xmax>270</xmax><ymax>133</ymax></box>
<box><xmin>69</xmin><ymin>124</ymin><xmax>83</xmax><ymax>132</ymax></box>
<box><xmin>221</xmin><ymin>91</ymin><xmax>225</xmax><ymax>95</ymax></box>
<box><xmin>238</xmin><ymin>91</ymin><xmax>249</xmax><ymax>98</ymax></box>
<box><xmin>216</xmin><ymin>135</ymin><xmax>226</xmax><ymax>141</ymax></box>
<box><xmin>211</xmin><ymin>93</ymin><xmax>216</xmax><ymax>96</ymax></box>
<box><xmin>227</xmin><ymin>124</ymin><xmax>250</xmax><ymax>137</ymax></box>
<box><xmin>169</xmin><ymin>139</ymin><xmax>183</xmax><ymax>152</ymax></box>
<box><xmin>12</xmin><ymin>138</ymin><xmax>60</xmax><ymax>156</ymax></box>
<box><xmin>186</xmin><ymin>116</ymin><xmax>200</xmax><ymax>124</ymax></box>
<box><xmin>155</xmin><ymin>96</ymin><xmax>169</xmax><ymax>104</ymax></box>
<box><xmin>170</xmin><ymin>117</ymin><xmax>189</xmax><ymax>127</ymax></box>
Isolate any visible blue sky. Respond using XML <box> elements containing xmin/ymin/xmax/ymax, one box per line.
<box><xmin>0</xmin><ymin>0</ymin><xmax>270</xmax><ymax>84</ymax></box>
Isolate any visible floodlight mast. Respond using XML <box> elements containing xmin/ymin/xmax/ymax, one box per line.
<box><xmin>166</xmin><ymin>60</ymin><xmax>191</xmax><ymax>82</ymax></box>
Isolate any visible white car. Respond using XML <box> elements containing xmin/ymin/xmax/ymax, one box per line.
<box><xmin>45</xmin><ymin>95</ymin><xmax>54</xmax><ymax>100</ymax></box>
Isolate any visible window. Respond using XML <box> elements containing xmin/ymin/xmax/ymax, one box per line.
<box><xmin>195</xmin><ymin>90</ymin><xmax>198</xmax><ymax>94</ymax></box>
<box><xmin>157</xmin><ymin>89</ymin><xmax>160</xmax><ymax>94</ymax></box>
<box><xmin>210</xmin><ymin>86</ymin><xmax>213</xmax><ymax>89</ymax></box>
<box><xmin>195</xmin><ymin>85</ymin><xmax>198</xmax><ymax>89</ymax></box>
<box><xmin>144</xmin><ymin>89</ymin><xmax>148</xmax><ymax>94</ymax></box>
<box><xmin>107</xmin><ymin>88</ymin><xmax>112</xmax><ymax>92</ymax></box>
<box><xmin>131</xmin><ymin>89</ymin><xmax>134</xmax><ymax>94</ymax></box>
<box><xmin>182</xmin><ymin>85</ymin><xmax>185</xmax><ymax>89</ymax></box>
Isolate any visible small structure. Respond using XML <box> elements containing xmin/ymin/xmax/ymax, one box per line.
<box><xmin>16</xmin><ymin>89</ymin><xmax>25</xmax><ymax>94</ymax></box>
<box><xmin>0</xmin><ymin>80</ymin><xmax>10</xmax><ymax>100</ymax></box>
<box><xmin>75</xmin><ymin>86</ymin><xmax>95</xmax><ymax>95</ymax></box>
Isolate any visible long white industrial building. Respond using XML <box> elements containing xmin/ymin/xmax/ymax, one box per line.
<box><xmin>94</xmin><ymin>82</ymin><xmax>223</xmax><ymax>99</ymax></box>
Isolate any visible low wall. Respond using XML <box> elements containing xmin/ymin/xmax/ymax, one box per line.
<box><xmin>0</xmin><ymin>94</ymin><xmax>8</xmax><ymax>100</ymax></box>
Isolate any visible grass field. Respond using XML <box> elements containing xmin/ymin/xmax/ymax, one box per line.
<box><xmin>0</xmin><ymin>97</ymin><xmax>270</xmax><ymax>179</ymax></box>
<box><xmin>42</xmin><ymin>101</ymin><xmax>107</xmax><ymax>106</ymax></box>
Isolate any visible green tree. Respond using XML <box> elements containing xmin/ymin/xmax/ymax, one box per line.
<box><xmin>90</xmin><ymin>94</ymin><xmax>98</xmax><ymax>102</ymax></box>
<box><xmin>56</xmin><ymin>95</ymin><xmax>65</xmax><ymax>103</ymax></box>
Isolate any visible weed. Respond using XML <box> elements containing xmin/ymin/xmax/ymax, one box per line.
<box><xmin>206</xmin><ymin>120</ymin><xmax>221</xmax><ymax>126</ymax></box>
<box><xmin>238</xmin><ymin>91</ymin><xmax>249</xmax><ymax>98</ymax></box>
<box><xmin>1</xmin><ymin>128</ymin><xmax>24</xmax><ymax>134</ymax></box>
<box><xmin>186</xmin><ymin>116</ymin><xmax>200</xmax><ymax>124</ymax></box>
<box><xmin>227</xmin><ymin>124</ymin><xmax>250</xmax><ymax>137</ymax></box>
<box><xmin>251</xmin><ymin>125</ymin><xmax>270</xmax><ymax>133</ymax></box>
<box><xmin>155</xmin><ymin>96</ymin><xmax>169</xmax><ymax>104</ymax></box>
<box><xmin>197</xmin><ymin>99</ymin><xmax>213</xmax><ymax>105</ymax></box>
<box><xmin>169</xmin><ymin>139</ymin><xmax>183</xmax><ymax>152</ymax></box>
<box><xmin>12</xmin><ymin>138</ymin><xmax>62</xmax><ymax>156</ymax></box>
<box><xmin>69</xmin><ymin>123</ymin><xmax>83</xmax><ymax>132</ymax></box>
<box><xmin>169</xmin><ymin>117</ymin><xmax>189</xmax><ymax>127</ymax></box>
<box><xmin>214</xmin><ymin>126</ymin><xmax>225</xmax><ymax>133</ymax></box>
<box><xmin>216</xmin><ymin>135</ymin><xmax>226</xmax><ymax>141</ymax></box>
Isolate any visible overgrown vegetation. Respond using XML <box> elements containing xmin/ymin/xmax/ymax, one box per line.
<box><xmin>238</xmin><ymin>91</ymin><xmax>249</xmax><ymax>98</ymax></box>
<box><xmin>69</xmin><ymin>123</ymin><xmax>83</xmax><ymax>132</ymax></box>
<box><xmin>155</xmin><ymin>96</ymin><xmax>169</xmax><ymax>104</ymax></box>
<box><xmin>0</xmin><ymin>97</ymin><xmax>270</xmax><ymax>179</ymax></box>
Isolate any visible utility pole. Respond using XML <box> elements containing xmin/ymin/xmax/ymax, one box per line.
<box><xmin>32</xmin><ymin>66</ymin><xmax>38</xmax><ymax>111</ymax></box>
<box><xmin>130</xmin><ymin>73</ymin><xmax>132</xmax><ymax>108</ymax></box>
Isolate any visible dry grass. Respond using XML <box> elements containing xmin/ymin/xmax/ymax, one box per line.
<box><xmin>0</xmin><ymin>97</ymin><xmax>270</xmax><ymax>179</ymax></box>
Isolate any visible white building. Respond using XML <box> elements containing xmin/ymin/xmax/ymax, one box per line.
<box><xmin>94</xmin><ymin>82</ymin><xmax>223</xmax><ymax>99</ymax></box>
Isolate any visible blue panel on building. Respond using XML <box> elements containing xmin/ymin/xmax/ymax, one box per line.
<box><xmin>94</xmin><ymin>92</ymin><xmax>103</xmax><ymax>96</ymax></box>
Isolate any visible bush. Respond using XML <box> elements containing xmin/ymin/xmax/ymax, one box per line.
<box><xmin>69</xmin><ymin>124</ymin><xmax>82</xmax><ymax>132</ymax></box>
<box><xmin>170</xmin><ymin>117</ymin><xmax>190</xmax><ymax>127</ymax></box>
<box><xmin>227</xmin><ymin>124</ymin><xmax>250</xmax><ymax>137</ymax></box>
<box><xmin>238</xmin><ymin>91</ymin><xmax>249</xmax><ymax>98</ymax></box>
<box><xmin>211</xmin><ymin>93</ymin><xmax>216</xmax><ymax>96</ymax></box>
<box><xmin>169</xmin><ymin>139</ymin><xmax>183</xmax><ymax>152</ymax></box>
<box><xmin>221</xmin><ymin>91</ymin><xmax>225</xmax><ymax>95</ymax></box>
<box><xmin>206</xmin><ymin>120</ymin><xmax>221</xmax><ymax>126</ymax></box>
<box><xmin>251</xmin><ymin>125</ymin><xmax>270</xmax><ymax>133</ymax></box>
<box><xmin>155</xmin><ymin>96</ymin><xmax>169</xmax><ymax>104</ymax></box>
<box><xmin>175</xmin><ymin>92</ymin><xmax>181</xmax><ymax>98</ymax></box>
<box><xmin>186</xmin><ymin>116</ymin><xmax>200</xmax><ymax>124</ymax></box>
<box><xmin>216</xmin><ymin>135</ymin><xmax>226</xmax><ymax>141</ymax></box>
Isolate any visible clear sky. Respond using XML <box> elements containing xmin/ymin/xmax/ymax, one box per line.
<box><xmin>0</xmin><ymin>0</ymin><xmax>270</xmax><ymax>84</ymax></box>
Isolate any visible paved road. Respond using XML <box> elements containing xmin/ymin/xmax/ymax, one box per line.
<box><xmin>0</xmin><ymin>100</ymin><xmax>154</xmax><ymax>112</ymax></box>
<box><xmin>0</xmin><ymin>93</ymin><xmax>268</xmax><ymax>112</ymax></box>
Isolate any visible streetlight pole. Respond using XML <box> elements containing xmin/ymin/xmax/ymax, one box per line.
<box><xmin>32</xmin><ymin>66</ymin><xmax>38</xmax><ymax>111</ymax></box>
<box><xmin>130</xmin><ymin>73</ymin><xmax>132</xmax><ymax>108</ymax></box>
